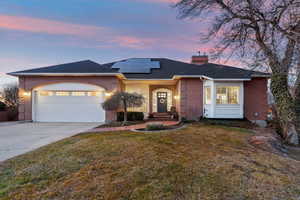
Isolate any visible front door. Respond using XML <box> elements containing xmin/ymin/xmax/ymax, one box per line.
<box><xmin>157</xmin><ymin>92</ymin><xmax>167</xmax><ymax>113</ymax></box>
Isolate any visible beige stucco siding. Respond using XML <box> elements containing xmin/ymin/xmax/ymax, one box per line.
<box><xmin>125</xmin><ymin>83</ymin><xmax>149</xmax><ymax>115</ymax></box>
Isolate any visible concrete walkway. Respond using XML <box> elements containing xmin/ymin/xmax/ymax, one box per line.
<box><xmin>0</xmin><ymin>122</ymin><xmax>100</xmax><ymax>162</ymax></box>
<box><xmin>86</xmin><ymin>121</ymin><xmax>179</xmax><ymax>133</ymax></box>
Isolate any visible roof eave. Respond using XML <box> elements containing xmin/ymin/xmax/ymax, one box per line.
<box><xmin>7</xmin><ymin>72</ymin><xmax>125</xmax><ymax>79</ymax></box>
<box><xmin>251</xmin><ymin>74</ymin><xmax>271</xmax><ymax>78</ymax></box>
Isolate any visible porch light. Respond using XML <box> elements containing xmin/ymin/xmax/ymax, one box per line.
<box><xmin>174</xmin><ymin>95</ymin><xmax>180</xmax><ymax>100</ymax></box>
<box><xmin>23</xmin><ymin>92</ymin><xmax>31</xmax><ymax>97</ymax></box>
<box><xmin>105</xmin><ymin>92</ymin><xmax>113</xmax><ymax>97</ymax></box>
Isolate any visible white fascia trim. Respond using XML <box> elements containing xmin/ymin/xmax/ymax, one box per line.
<box><xmin>124</xmin><ymin>78</ymin><xmax>173</xmax><ymax>81</ymax></box>
<box><xmin>172</xmin><ymin>75</ymin><xmax>213</xmax><ymax>80</ymax></box>
<box><xmin>172</xmin><ymin>75</ymin><xmax>250</xmax><ymax>81</ymax></box>
<box><xmin>213</xmin><ymin>78</ymin><xmax>251</xmax><ymax>81</ymax></box>
<box><xmin>8</xmin><ymin>73</ymin><xmax>125</xmax><ymax>78</ymax></box>
<box><xmin>251</xmin><ymin>74</ymin><xmax>271</xmax><ymax>78</ymax></box>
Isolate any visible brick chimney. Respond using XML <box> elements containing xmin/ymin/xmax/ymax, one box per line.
<box><xmin>191</xmin><ymin>54</ymin><xmax>208</xmax><ymax>65</ymax></box>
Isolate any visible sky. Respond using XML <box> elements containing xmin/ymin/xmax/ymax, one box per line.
<box><xmin>0</xmin><ymin>0</ymin><xmax>238</xmax><ymax>87</ymax></box>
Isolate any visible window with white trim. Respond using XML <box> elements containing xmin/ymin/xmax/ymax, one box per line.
<box><xmin>87</xmin><ymin>92</ymin><xmax>101</xmax><ymax>96</ymax></box>
<box><xmin>55</xmin><ymin>91</ymin><xmax>70</xmax><ymax>96</ymax></box>
<box><xmin>71</xmin><ymin>92</ymin><xmax>86</xmax><ymax>96</ymax></box>
<box><xmin>39</xmin><ymin>91</ymin><xmax>54</xmax><ymax>96</ymax></box>
<box><xmin>216</xmin><ymin>86</ymin><xmax>239</xmax><ymax>104</ymax></box>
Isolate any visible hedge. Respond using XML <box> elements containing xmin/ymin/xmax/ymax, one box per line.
<box><xmin>117</xmin><ymin>112</ymin><xmax>144</xmax><ymax>121</ymax></box>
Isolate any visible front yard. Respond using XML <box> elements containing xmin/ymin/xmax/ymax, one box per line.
<box><xmin>1</xmin><ymin>123</ymin><xmax>300</xmax><ymax>200</ymax></box>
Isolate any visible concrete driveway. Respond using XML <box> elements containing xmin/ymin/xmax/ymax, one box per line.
<box><xmin>0</xmin><ymin>122</ymin><xmax>100</xmax><ymax>162</ymax></box>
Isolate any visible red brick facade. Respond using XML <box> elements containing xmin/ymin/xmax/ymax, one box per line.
<box><xmin>18</xmin><ymin>76</ymin><xmax>121</xmax><ymax>122</ymax></box>
<box><xmin>18</xmin><ymin>76</ymin><xmax>268</xmax><ymax>122</ymax></box>
<box><xmin>244</xmin><ymin>78</ymin><xmax>268</xmax><ymax>120</ymax></box>
<box><xmin>178</xmin><ymin>78</ymin><xmax>203</xmax><ymax>120</ymax></box>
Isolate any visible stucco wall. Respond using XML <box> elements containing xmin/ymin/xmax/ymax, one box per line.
<box><xmin>125</xmin><ymin>83</ymin><xmax>149</xmax><ymax>114</ymax></box>
<box><xmin>178</xmin><ymin>78</ymin><xmax>203</xmax><ymax>120</ymax></box>
<box><xmin>149</xmin><ymin>85</ymin><xmax>176</xmax><ymax>113</ymax></box>
<box><xmin>18</xmin><ymin>76</ymin><xmax>121</xmax><ymax>122</ymax></box>
<box><xmin>244</xmin><ymin>78</ymin><xmax>268</xmax><ymax>120</ymax></box>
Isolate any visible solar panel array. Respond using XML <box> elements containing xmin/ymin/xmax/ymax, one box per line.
<box><xmin>111</xmin><ymin>58</ymin><xmax>160</xmax><ymax>73</ymax></box>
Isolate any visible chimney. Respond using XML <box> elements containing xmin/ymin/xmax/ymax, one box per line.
<box><xmin>191</xmin><ymin>52</ymin><xmax>208</xmax><ymax>65</ymax></box>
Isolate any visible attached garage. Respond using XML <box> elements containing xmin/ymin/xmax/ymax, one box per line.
<box><xmin>32</xmin><ymin>83</ymin><xmax>105</xmax><ymax>122</ymax></box>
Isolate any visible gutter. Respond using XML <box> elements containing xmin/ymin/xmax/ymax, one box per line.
<box><xmin>7</xmin><ymin>72</ymin><xmax>126</xmax><ymax>79</ymax></box>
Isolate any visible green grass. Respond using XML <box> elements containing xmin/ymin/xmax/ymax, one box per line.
<box><xmin>0</xmin><ymin>123</ymin><xmax>300</xmax><ymax>200</ymax></box>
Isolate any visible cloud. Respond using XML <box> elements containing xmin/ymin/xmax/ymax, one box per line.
<box><xmin>0</xmin><ymin>15</ymin><xmax>158</xmax><ymax>49</ymax></box>
<box><xmin>0</xmin><ymin>15</ymin><xmax>106</xmax><ymax>38</ymax></box>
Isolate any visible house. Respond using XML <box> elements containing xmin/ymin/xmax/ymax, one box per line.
<box><xmin>8</xmin><ymin>55</ymin><xmax>270</xmax><ymax>125</ymax></box>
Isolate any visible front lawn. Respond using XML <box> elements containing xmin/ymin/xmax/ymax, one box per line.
<box><xmin>1</xmin><ymin>123</ymin><xmax>300</xmax><ymax>200</ymax></box>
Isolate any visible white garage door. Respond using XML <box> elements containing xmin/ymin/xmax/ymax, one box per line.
<box><xmin>33</xmin><ymin>83</ymin><xmax>106</xmax><ymax>122</ymax></box>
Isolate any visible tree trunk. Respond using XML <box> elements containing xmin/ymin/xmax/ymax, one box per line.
<box><xmin>295</xmin><ymin>80</ymin><xmax>300</xmax><ymax>135</ymax></box>
<box><xmin>123</xmin><ymin>99</ymin><xmax>128</xmax><ymax>126</ymax></box>
<box><xmin>271</xmin><ymin>73</ymin><xmax>299</xmax><ymax>145</ymax></box>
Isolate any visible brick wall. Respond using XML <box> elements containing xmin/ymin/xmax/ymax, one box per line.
<box><xmin>178</xmin><ymin>78</ymin><xmax>203</xmax><ymax>120</ymax></box>
<box><xmin>0</xmin><ymin>111</ymin><xmax>8</xmax><ymax>122</ymax></box>
<box><xmin>244</xmin><ymin>78</ymin><xmax>268</xmax><ymax>120</ymax></box>
<box><xmin>18</xmin><ymin>76</ymin><xmax>122</xmax><ymax>122</ymax></box>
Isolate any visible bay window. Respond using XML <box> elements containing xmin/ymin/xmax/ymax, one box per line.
<box><xmin>216</xmin><ymin>86</ymin><xmax>239</xmax><ymax>104</ymax></box>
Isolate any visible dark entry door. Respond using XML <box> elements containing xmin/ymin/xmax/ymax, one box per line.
<box><xmin>157</xmin><ymin>92</ymin><xmax>167</xmax><ymax>113</ymax></box>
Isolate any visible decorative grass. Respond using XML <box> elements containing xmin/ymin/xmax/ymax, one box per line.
<box><xmin>0</xmin><ymin>123</ymin><xmax>300</xmax><ymax>200</ymax></box>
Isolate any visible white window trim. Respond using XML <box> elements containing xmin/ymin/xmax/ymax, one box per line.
<box><xmin>203</xmin><ymin>81</ymin><xmax>244</xmax><ymax>119</ymax></box>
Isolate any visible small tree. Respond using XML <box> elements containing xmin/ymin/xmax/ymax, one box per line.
<box><xmin>2</xmin><ymin>84</ymin><xmax>19</xmax><ymax>121</ymax></box>
<box><xmin>102</xmin><ymin>91</ymin><xmax>144</xmax><ymax>125</ymax></box>
<box><xmin>2</xmin><ymin>84</ymin><xmax>18</xmax><ymax>109</ymax></box>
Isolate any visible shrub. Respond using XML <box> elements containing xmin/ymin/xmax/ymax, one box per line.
<box><xmin>117</xmin><ymin>112</ymin><xmax>144</xmax><ymax>121</ymax></box>
<box><xmin>0</xmin><ymin>102</ymin><xmax>6</xmax><ymax>111</ymax></box>
<box><xmin>146</xmin><ymin>123</ymin><xmax>166</xmax><ymax>131</ymax></box>
<box><xmin>7</xmin><ymin>108</ymin><xmax>18</xmax><ymax>121</ymax></box>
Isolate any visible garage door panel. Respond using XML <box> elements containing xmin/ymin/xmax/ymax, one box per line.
<box><xmin>35</xmin><ymin>91</ymin><xmax>105</xmax><ymax>122</ymax></box>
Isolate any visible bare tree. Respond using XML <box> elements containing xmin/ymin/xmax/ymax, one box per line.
<box><xmin>2</xmin><ymin>84</ymin><xmax>18</xmax><ymax>108</ymax></box>
<box><xmin>175</xmin><ymin>0</ymin><xmax>300</xmax><ymax>145</ymax></box>
<box><xmin>102</xmin><ymin>92</ymin><xmax>144</xmax><ymax>125</ymax></box>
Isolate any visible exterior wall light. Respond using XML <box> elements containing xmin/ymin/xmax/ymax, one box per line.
<box><xmin>105</xmin><ymin>92</ymin><xmax>113</xmax><ymax>97</ymax></box>
<box><xmin>174</xmin><ymin>95</ymin><xmax>180</xmax><ymax>100</ymax></box>
<box><xmin>23</xmin><ymin>92</ymin><xmax>31</xmax><ymax>97</ymax></box>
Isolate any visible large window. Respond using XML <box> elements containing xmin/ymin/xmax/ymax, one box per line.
<box><xmin>216</xmin><ymin>86</ymin><xmax>239</xmax><ymax>104</ymax></box>
<box><xmin>204</xmin><ymin>86</ymin><xmax>211</xmax><ymax>104</ymax></box>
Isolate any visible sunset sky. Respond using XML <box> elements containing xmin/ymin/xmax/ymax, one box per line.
<box><xmin>0</xmin><ymin>0</ymin><xmax>237</xmax><ymax>87</ymax></box>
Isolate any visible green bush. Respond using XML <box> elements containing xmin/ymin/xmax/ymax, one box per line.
<box><xmin>0</xmin><ymin>102</ymin><xmax>6</xmax><ymax>111</ymax></box>
<box><xmin>146</xmin><ymin>123</ymin><xmax>166</xmax><ymax>131</ymax></box>
<box><xmin>117</xmin><ymin>112</ymin><xmax>144</xmax><ymax>121</ymax></box>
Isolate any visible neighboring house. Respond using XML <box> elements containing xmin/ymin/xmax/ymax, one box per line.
<box><xmin>8</xmin><ymin>55</ymin><xmax>270</xmax><ymax>124</ymax></box>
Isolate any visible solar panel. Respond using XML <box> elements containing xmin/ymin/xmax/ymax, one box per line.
<box><xmin>111</xmin><ymin>58</ymin><xmax>160</xmax><ymax>73</ymax></box>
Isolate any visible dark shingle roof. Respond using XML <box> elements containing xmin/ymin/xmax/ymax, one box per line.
<box><xmin>9</xmin><ymin>58</ymin><xmax>269</xmax><ymax>79</ymax></box>
<box><xmin>9</xmin><ymin>60</ymin><xmax>118</xmax><ymax>74</ymax></box>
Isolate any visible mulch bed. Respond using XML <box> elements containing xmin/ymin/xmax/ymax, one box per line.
<box><xmin>96</xmin><ymin>121</ymin><xmax>145</xmax><ymax>128</ymax></box>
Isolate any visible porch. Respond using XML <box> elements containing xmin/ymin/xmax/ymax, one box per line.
<box><xmin>122</xmin><ymin>80</ymin><xmax>179</xmax><ymax>120</ymax></box>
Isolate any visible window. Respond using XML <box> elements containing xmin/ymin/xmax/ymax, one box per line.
<box><xmin>87</xmin><ymin>92</ymin><xmax>101</xmax><ymax>97</ymax></box>
<box><xmin>204</xmin><ymin>86</ymin><xmax>211</xmax><ymax>104</ymax></box>
<box><xmin>216</xmin><ymin>86</ymin><xmax>239</xmax><ymax>104</ymax></box>
<box><xmin>71</xmin><ymin>92</ymin><xmax>86</xmax><ymax>96</ymax></box>
<box><xmin>40</xmin><ymin>91</ymin><xmax>54</xmax><ymax>96</ymax></box>
<box><xmin>55</xmin><ymin>92</ymin><xmax>69</xmax><ymax>96</ymax></box>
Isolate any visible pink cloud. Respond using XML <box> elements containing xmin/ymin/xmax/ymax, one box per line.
<box><xmin>0</xmin><ymin>15</ymin><xmax>158</xmax><ymax>49</ymax></box>
<box><xmin>0</xmin><ymin>15</ymin><xmax>216</xmax><ymax>54</ymax></box>
<box><xmin>114</xmin><ymin>36</ymin><xmax>158</xmax><ymax>49</ymax></box>
<box><xmin>0</xmin><ymin>15</ymin><xmax>107</xmax><ymax>38</ymax></box>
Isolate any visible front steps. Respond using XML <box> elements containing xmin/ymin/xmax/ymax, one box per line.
<box><xmin>148</xmin><ymin>112</ymin><xmax>176</xmax><ymax>121</ymax></box>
